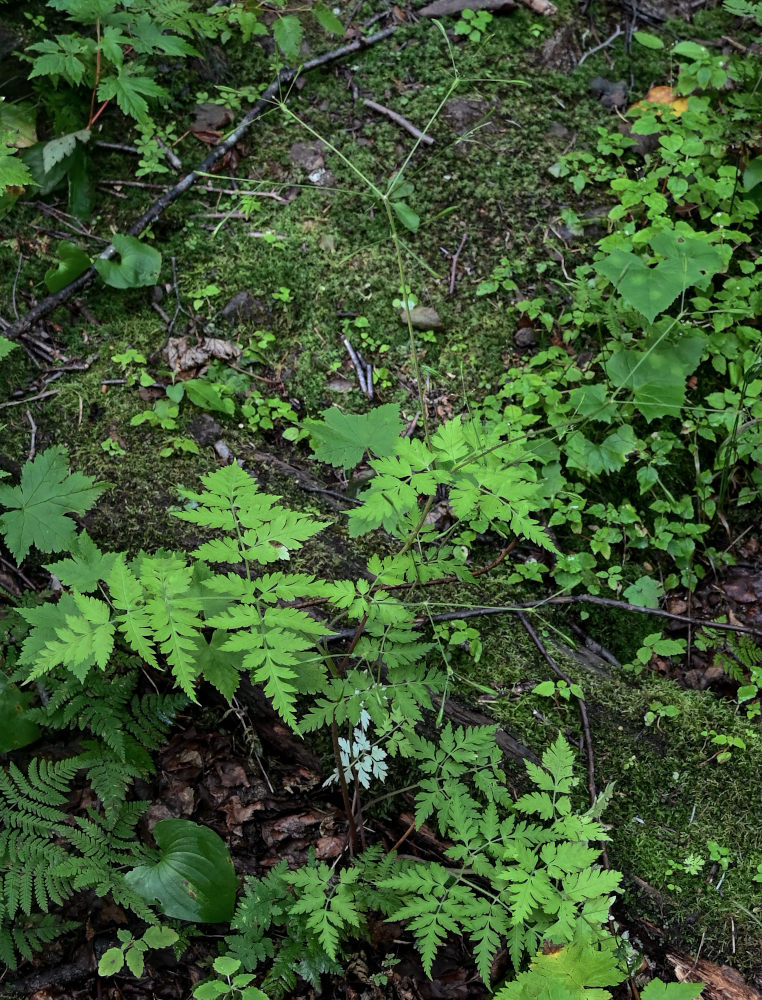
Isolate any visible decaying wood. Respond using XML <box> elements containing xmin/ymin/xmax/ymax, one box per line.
<box><xmin>520</xmin><ymin>0</ymin><xmax>557</xmax><ymax>13</ymax></box>
<box><xmin>418</xmin><ymin>0</ymin><xmax>515</xmax><ymax>18</ymax></box>
<box><xmin>667</xmin><ymin>953</ymin><xmax>762</xmax><ymax>1000</ymax></box>
<box><xmin>432</xmin><ymin>695</ymin><xmax>539</xmax><ymax>764</ymax></box>
<box><xmin>1</xmin><ymin>26</ymin><xmax>398</xmax><ymax>342</ymax></box>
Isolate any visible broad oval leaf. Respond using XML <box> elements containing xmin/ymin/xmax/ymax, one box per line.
<box><xmin>94</xmin><ymin>234</ymin><xmax>161</xmax><ymax>289</ymax></box>
<box><xmin>0</xmin><ymin>675</ymin><xmax>41</xmax><ymax>751</ymax></box>
<box><xmin>313</xmin><ymin>2</ymin><xmax>345</xmax><ymax>35</ymax></box>
<box><xmin>125</xmin><ymin>819</ymin><xmax>238</xmax><ymax>923</ymax></box>
<box><xmin>98</xmin><ymin>947</ymin><xmax>126</xmax><ymax>977</ymax></box>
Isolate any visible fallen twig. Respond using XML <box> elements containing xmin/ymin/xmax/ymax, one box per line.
<box><xmin>326</xmin><ymin>593</ymin><xmax>762</xmax><ymax>641</ymax></box>
<box><xmin>517</xmin><ymin>610</ymin><xmax>597</xmax><ymax>801</ymax></box>
<box><xmin>2</xmin><ymin>25</ymin><xmax>398</xmax><ymax>342</ymax></box>
<box><xmin>578</xmin><ymin>24</ymin><xmax>623</xmax><ymax>66</ymax></box>
<box><xmin>25</xmin><ymin>409</ymin><xmax>37</xmax><ymax>462</ymax></box>
<box><xmin>343</xmin><ymin>337</ymin><xmax>369</xmax><ymax>396</ymax></box>
<box><xmin>363</xmin><ymin>98</ymin><xmax>435</xmax><ymax>145</ymax></box>
<box><xmin>448</xmin><ymin>232</ymin><xmax>467</xmax><ymax>296</ymax></box>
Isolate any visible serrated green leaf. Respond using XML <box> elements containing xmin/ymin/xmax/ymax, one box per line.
<box><xmin>126</xmin><ymin>819</ymin><xmax>238</xmax><ymax>923</ymax></box>
<box><xmin>307</xmin><ymin>404</ymin><xmax>403</xmax><ymax>470</ymax></box>
<box><xmin>0</xmin><ymin>446</ymin><xmax>107</xmax><ymax>563</ymax></box>
<box><xmin>125</xmin><ymin>945</ymin><xmax>145</xmax><ymax>977</ymax></box>
<box><xmin>273</xmin><ymin>15</ymin><xmax>303</xmax><ymax>61</ymax></box>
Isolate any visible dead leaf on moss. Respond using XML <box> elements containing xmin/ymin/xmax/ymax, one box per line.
<box><xmin>164</xmin><ymin>336</ymin><xmax>242</xmax><ymax>378</ymax></box>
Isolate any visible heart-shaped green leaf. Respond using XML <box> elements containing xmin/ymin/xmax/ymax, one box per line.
<box><xmin>94</xmin><ymin>234</ymin><xmax>161</xmax><ymax>289</ymax></box>
<box><xmin>45</xmin><ymin>240</ymin><xmax>91</xmax><ymax>293</ymax></box>
<box><xmin>125</xmin><ymin>819</ymin><xmax>238</xmax><ymax>923</ymax></box>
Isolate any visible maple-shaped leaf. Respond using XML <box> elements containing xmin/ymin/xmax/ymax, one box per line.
<box><xmin>306</xmin><ymin>404</ymin><xmax>403</xmax><ymax>470</ymax></box>
<box><xmin>0</xmin><ymin>447</ymin><xmax>107</xmax><ymax>563</ymax></box>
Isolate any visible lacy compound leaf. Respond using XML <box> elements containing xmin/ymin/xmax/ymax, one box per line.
<box><xmin>0</xmin><ymin>447</ymin><xmax>107</xmax><ymax>563</ymax></box>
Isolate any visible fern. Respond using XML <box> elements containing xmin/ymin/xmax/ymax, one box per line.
<box><xmin>0</xmin><ymin>752</ymin><xmax>156</xmax><ymax>967</ymax></box>
<box><xmin>381</xmin><ymin>735</ymin><xmax>620</xmax><ymax>981</ymax></box>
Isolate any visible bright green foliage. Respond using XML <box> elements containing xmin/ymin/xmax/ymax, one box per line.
<box><xmin>640</xmin><ymin>981</ymin><xmax>704</xmax><ymax>1000</ymax></box>
<box><xmin>0</xmin><ymin>447</ymin><xmax>106</xmax><ymax>563</ymax></box>
<box><xmin>93</xmin><ymin>234</ymin><xmax>162</xmax><ymax>288</ymax></box>
<box><xmin>381</xmin><ymin>735</ymin><xmax>620</xmax><ymax>980</ymax></box>
<box><xmin>495</xmin><ymin>933</ymin><xmax>624</xmax><ymax>1000</ymax></box>
<box><xmin>0</xmin><ymin>335</ymin><xmax>17</xmax><ymax>362</ymax></box>
<box><xmin>98</xmin><ymin>924</ymin><xmax>179</xmax><ymax>978</ymax></box>
<box><xmin>44</xmin><ymin>239</ymin><xmax>92</xmax><ymax>291</ymax></box>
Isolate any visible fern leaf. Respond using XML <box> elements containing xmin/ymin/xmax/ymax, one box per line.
<box><xmin>108</xmin><ymin>556</ymin><xmax>159</xmax><ymax>667</ymax></box>
<box><xmin>469</xmin><ymin>901</ymin><xmax>510</xmax><ymax>985</ymax></box>
<box><xmin>30</xmin><ymin>593</ymin><xmax>114</xmax><ymax>681</ymax></box>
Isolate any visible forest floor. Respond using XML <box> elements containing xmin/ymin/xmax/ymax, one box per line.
<box><xmin>1</xmin><ymin>0</ymin><xmax>762</xmax><ymax>998</ymax></box>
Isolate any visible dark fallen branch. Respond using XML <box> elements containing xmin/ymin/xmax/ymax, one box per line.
<box><xmin>2</xmin><ymin>25</ymin><xmax>398</xmax><ymax>342</ymax></box>
<box><xmin>327</xmin><ymin>593</ymin><xmax>762</xmax><ymax>642</ymax></box>
<box><xmin>517</xmin><ymin>610</ymin><xmax>597</xmax><ymax>800</ymax></box>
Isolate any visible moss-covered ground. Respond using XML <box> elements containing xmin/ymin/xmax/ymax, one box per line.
<box><xmin>1</xmin><ymin>0</ymin><xmax>761</xmax><ymax>988</ymax></box>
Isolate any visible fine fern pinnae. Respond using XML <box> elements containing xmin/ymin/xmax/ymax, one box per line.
<box><xmin>0</xmin><ymin>753</ymin><xmax>154</xmax><ymax>968</ymax></box>
<box><xmin>3</xmin><ymin>419</ymin><xmax>620</xmax><ymax>989</ymax></box>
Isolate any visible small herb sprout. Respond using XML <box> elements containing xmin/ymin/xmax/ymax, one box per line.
<box><xmin>99</xmin><ymin>925</ymin><xmax>179</xmax><ymax>978</ymax></box>
<box><xmin>193</xmin><ymin>956</ymin><xmax>268</xmax><ymax>1000</ymax></box>
<box><xmin>533</xmin><ymin>678</ymin><xmax>584</xmax><ymax>701</ymax></box>
<box><xmin>272</xmin><ymin>285</ymin><xmax>293</xmax><ymax>304</ymax></box>
<box><xmin>453</xmin><ymin>8</ymin><xmax>493</xmax><ymax>42</ymax></box>
<box><xmin>159</xmin><ymin>436</ymin><xmax>201</xmax><ymax>459</ymax></box>
<box><xmin>643</xmin><ymin>701</ymin><xmax>680</xmax><ymax>728</ymax></box>
<box><xmin>701</xmin><ymin>729</ymin><xmax>747</xmax><ymax>764</ymax></box>
<box><xmin>189</xmin><ymin>283</ymin><xmax>221</xmax><ymax>313</ymax></box>
<box><xmin>101</xmin><ymin>437</ymin><xmax>126</xmax><ymax>457</ymax></box>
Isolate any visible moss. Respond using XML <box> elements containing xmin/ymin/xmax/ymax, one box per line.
<box><xmin>453</xmin><ymin>603</ymin><xmax>762</xmax><ymax>976</ymax></box>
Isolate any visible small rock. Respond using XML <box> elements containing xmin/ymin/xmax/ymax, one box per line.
<box><xmin>515</xmin><ymin>327</ymin><xmax>537</xmax><ymax>349</ymax></box>
<box><xmin>589</xmin><ymin>77</ymin><xmax>628</xmax><ymax>111</ymax></box>
<box><xmin>189</xmin><ymin>413</ymin><xmax>223</xmax><ymax>447</ymax></box>
<box><xmin>399</xmin><ymin>305</ymin><xmax>443</xmax><ymax>330</ymax></box>
<box><xmin>290</xmin><ymin>141</ymin><xmax>325</xmax><ymax>173</ymax></box>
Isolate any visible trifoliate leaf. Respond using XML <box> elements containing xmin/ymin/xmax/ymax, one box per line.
<box><xmin>0</xmin><ymin>446</ymin><xmax>107</xmax><ymax>563</ymax></box>
<box><xmin>307</xmin><ymin>404</ymin><xmax>403</xmax><ymax>469</ymax></box>
<box><xmin>126</xmin><ymin>819</ymin><xmax>238</xmax><ymax>923</ymax></box>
